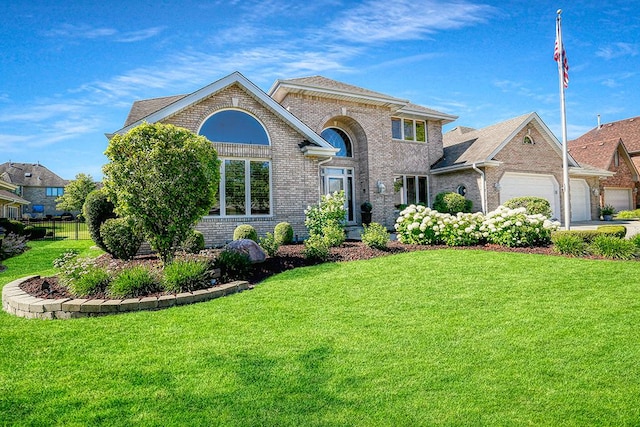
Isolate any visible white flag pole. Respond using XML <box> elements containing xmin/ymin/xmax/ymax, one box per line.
<box><xmin>557</xmin><ymin>9</ymin><xmax>571</xmax><ymax>230</ymax></box>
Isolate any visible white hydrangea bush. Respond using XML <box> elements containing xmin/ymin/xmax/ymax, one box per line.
<box><xmin>395</xmin><ymin>204</ymin><xmax>560</xmax><ymax>247</ymax></box>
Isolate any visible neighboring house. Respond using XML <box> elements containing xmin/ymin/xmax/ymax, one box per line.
<box><xmin>0</xmin><ymin>162</ymin><xmax>69</xmax><ymax>218</ymax></box>
<box><xmin>569</xmin><ymin>116</ymin><xmax>640</xmax><ymax>211</ymax></box>
<box><xmin>0</xmin><ymin>178</ymin><xmax>29</xmax><ymax>219</ymax></box>
<box><xmin>111</xmin><ymin>72</ymin><xmax>457</xmax><ymax>247</ymax></box>
<box><xmin>431</xmin><ymin>113</ymin><xmax>612</xmax><ymax>221</ymax></box>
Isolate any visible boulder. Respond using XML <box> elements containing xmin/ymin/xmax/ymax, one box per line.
<box><xmin>225</xmin><ymin>239</ymin><xmax>266</xmax><ymax>264</ymax></box>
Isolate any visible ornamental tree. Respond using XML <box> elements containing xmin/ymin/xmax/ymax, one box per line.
<box><xmin>56</xmin><ymin>173</ymin><xmax>97</xmax><ymax>212</ymax></box>
<box><xmin>103</xmin><ymin>123</ymin><xmax>220</xmax><ymax>265</ymax></box>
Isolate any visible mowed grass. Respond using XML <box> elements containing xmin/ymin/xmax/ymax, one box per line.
<box><xmin>1</xmin><ymin>244</ymin><xmax>640</xmax><ymax>425</ymax></box>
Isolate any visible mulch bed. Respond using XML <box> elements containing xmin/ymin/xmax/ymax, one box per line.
<box><xmin>18</xmin><ymin>241</ymin><xmax>561</xmax><ymax>301</ymax></box>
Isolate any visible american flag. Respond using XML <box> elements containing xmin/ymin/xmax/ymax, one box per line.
<box><xmin>555</xmin><ymin>17</ymin><xmax>569</xmax><ymax>88</ymax></box>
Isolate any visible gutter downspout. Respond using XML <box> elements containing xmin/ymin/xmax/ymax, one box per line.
<box><xmin>472</xmin><ymin>163</ymin><xmax>487</xmax><ymax>213</ymax></box>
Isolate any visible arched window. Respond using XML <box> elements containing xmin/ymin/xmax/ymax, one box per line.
<box><xmin>321</xmin><ymin>127</ymin><xmax>352</xmax><ymax>157</ymax></box>
<box><xmin>199</xmin><ymin>110</ymin><xmax>269</xmax><ymax>145</ymax></box>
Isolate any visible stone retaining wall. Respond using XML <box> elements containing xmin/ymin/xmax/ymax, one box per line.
<box><xmin>2</xmin><ymin>276</ymin><xmax>250</xmax><ymax>320</ymax></box>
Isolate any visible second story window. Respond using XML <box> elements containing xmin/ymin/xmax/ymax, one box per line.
<box><xmin>392</xmin><ymin>118</ymin><xmax>427</xmax><ymax>142</ymax></box>
<box><xmin>46</xmin><ymin>187</ymin><xmax>64</xmax><ymax>197</ymax></box>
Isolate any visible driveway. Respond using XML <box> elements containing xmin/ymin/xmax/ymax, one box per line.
<box><xmin>568</xmin><ymin>219</ymin><xmax>640</xmax><ymax>238</ymax></box>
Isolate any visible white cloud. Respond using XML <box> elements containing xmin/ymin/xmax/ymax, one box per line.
<box><xmin>331</xmin><ymin>0</ymin><xmax>495</xmax><ymax>43</ymax></box>
<box><xmin>44</xmin><ymin>24</ymin><xmax>164</xmax><ymax>43</ymax></box>
<box><xmin>596</xmin><ymin>42</ymin><xmax>638</xmax><ymax>60</ymax></box>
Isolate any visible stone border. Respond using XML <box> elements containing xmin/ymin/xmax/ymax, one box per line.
<box><xmin>2</xmin><ymin>276</ymin><xmax>250</xmax><ymax>320</ymax></box>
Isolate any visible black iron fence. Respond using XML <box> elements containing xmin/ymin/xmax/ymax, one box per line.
<box><xmin>21</xmin><ymin>218</ymin><xmax>91</xmax><ymax>240</ymax></box>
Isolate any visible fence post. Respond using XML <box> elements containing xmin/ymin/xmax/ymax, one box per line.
<box><xmin>75</xmin><ymin>219</ymin><xmax>79</xmax><ymax>240</ymax></box>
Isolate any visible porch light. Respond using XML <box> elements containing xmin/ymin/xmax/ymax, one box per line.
<box><xmin>376</xmin><ymin>180</ymin><xmax>386</xmax><ymax>194</ymax></box>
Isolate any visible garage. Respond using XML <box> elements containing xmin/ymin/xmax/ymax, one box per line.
<box><xmin>604</xmin><ymin>187</ymin><xmax>632</xmax><ymax>213</ymax></box>
<box><xmin>570</xmin><ymin>178</ymin><xmax>591</xmax><ymax>221</ymax></box>
<box><xmin>499</xmin><ymin>172</ymin><xmax>560</xmax><ymax>219</ymax></box>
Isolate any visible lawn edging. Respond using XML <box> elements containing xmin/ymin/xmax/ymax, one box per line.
<box><xmin>2</xmin><ymin>276</ymin><xmax>250</xmax><ymax>320</ymax></box>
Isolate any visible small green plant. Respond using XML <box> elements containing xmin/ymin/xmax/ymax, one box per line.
<box><xmin>181</xmin><ymin>229</ymin><xmax>205</xmax><ymax>253</ymax></box>
<box><xmin>303</xmin><ymin>234</ymin><xmax>330</xmax><ymax>261</ymax></box>
<box><xmin>630</xmin><ymin>233</ymin><xmax>640</xmax><ymax>248</ymax></box>
<box><xmin>100</xmin><ymin>217</ymin><xmax>143</xmax><ymax>260</ymax></box>
<box><xmin>162</xmin><ymin>259</ymin><xmax>210</xmax><ymax>293</ymax></box>
<box><xmin>108</xmin><ymin>266</ymin><xmax>160</xmax><ymax>298</ymax></box>
<box><xmin>552</xmin><ymin>233</ymin><xmax>589</xmax><ymax>256</ymax></box>
<box><xmin>361</xmin><ymin>222</ymin><xmax>390</xmax><ymax>250</ymax></box>
<box><xmin>600</xmin><ymin>204</ymin><xmax>616</xmax><ymax>216</ymax></box>
<box><xmin>233</xmin><ymin>224</ymin><xmax>258</xmax><ymax>242</ymax></box>
<box><xmin>68</xmin><ymin>268</ymin><xmax>111</xmax><ymax>297</ymax></box>
<box><xmin>589</xmin><ymin>235</ymin><xmax>637</xmax><ymax>260</ymax></box>
<box><xmin>322</xmin><ymin>220</ymin><xmax>345</xmax><ymax>247</ymax></box>
<box><xmin>504</xmin><ymin>196</ymin><xmax>552</xmax><ymax>217</ymax></box>
<box><xmin>596</xmin><ymin>225</ymin><xmax>626</xmax><ymax>238</ymax></box>
<box><xmin>216</xmin><ymin>250</ymin><xmax>252</xmax><ymax>282</ymax></box>
<box><xmin>305</xmin><ymin>190</ymin><xmax>346</xmax><ymax>237</ymax></box>
<box><xmin>360</xmin><ymin>201</ymin><xmax>373</xmax><ymax>213</ymax></box>
<box><xmin>274</xmin><ymin>222</ymin><xmax>294</xmax><ymax>245</ymax></box>
<box><xmin>258</xmin><ymin>232</ymin><xmax>280</xmax><ymax>257</ymax></box>
<box><xmin>433</xmin><ymin>192</ymin><xmax>472</xmax><ymax>214</ymax></box>
<box><xmin>616</xmin><ymin>208</ymin><xmax>640</xmax><ymax>219</ymax></box>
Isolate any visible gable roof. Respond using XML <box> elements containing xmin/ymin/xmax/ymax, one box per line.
<box><xmin>269</xmin><ymin>76</ymin><xmax>457</xmax><ymax>124</ymax></box>
<box><xmin>433</xmin><ymin>112</ymin><xmax>580</xmax><ymax>171</ymax></box>
<box><xmin>112</xmin><ymin>71</ymin><xmax>337</xmax><ymax>156</ymax></box>
<box><xmin>0</xmin><ymin>162</ymin><xmax>68</xmax><ymax>187</ymax></box>
<box><xmin>567</xmin><ymin>138</ymin><xmax>623</xmax><ymax>170</ymax></box>
<box><xmin>570</xmin><ymin>115</ymin><xmax>640</xmax><ymax>153</ymax></box>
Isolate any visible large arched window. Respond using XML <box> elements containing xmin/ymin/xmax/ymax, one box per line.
<box><xmin>321</xmin><ymin>127</ymin><xmax>352</xmax><ymax>157</ymax></box>
<box><xmin>199</xmin><ymin>110</ymin><xmax>269</xmax><ymax>145</ymax></box>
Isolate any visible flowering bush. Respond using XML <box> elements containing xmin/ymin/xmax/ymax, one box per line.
<box><xmin>53</xmin><ymin>250</ymin><xmax>111</xmax><ymax>296</ymax></box>
<box><xmin>304</xmin><ymin>191</ymin><xmax>346</xmax><ymax>237</ymax></box>
<box><xmin>395</xmin><ymin>205</ymin><xmax>559</xmax><ymax>247</ymax></box>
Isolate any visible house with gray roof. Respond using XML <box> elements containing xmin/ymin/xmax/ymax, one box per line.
<box><xmin>0</xmin><ymin>177</ymin><xmax>29</xmax><ymax>219</ymax></box>
<box><xmin>431</xmin><ymin>112</ymin><xmax>612</xmax><ymax>221</ymax></box>
<box><xmin>0</xmin><ymin>162</ymin><xmax>69</xmax><ymax>218</ymax></box>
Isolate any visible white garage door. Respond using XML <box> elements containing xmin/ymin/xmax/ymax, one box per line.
<box><xmin>499</xmin><ymin>172</ymin><xmax>560</xmax><ymax>219</ymax></box>
<box><xmin>604</xmin><ymin>188</ymin><xmax>632</xmax><ymax>212</ymax></box>
<box><xmin>570</xmin><ymin>179</ymin><xmax>591</xmax><ymax>221</ymax></box>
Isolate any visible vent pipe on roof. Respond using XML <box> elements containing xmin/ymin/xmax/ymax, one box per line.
<box><xmin>597</xmin><ymin>114</ymin><xmax>601</xmax><ymax>130</ymax></box>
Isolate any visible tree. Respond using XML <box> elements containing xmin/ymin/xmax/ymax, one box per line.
<box><xmin>103</xmin><ymin>122</ymin><xmax>220</xmax><ymax>265</ymax></box>
<box><xmin>56</xmin><ymin>173</ymin><xmax>97</xmax><ymax>212</ymax></box>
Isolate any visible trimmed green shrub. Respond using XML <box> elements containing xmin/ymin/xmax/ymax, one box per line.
<box><xmin>0</xmin><ymin>218</ymin><xmax>25</xmax><ymax>236</ymax></box>
<box><xmin>433</xmin><ymin>192</ymin><xmax>472</xmax><ymax>214</ymax></box>
<box><xmin>322</xmin><ymin>220</ymin><xmax>345</xmax><ymax>247</ymax></box>
<box><xmin>589</xmin><ymin>235</ymin><xmax>637</xmax><ymax>260</ymax></box>
<box><xmin>216</xmin><ymin>250</ymin><xmax>252</xmax><ymax>282</ymax></box>
<box><xmin>274</xmin><ymin>222</ymin><xmax>294</xmax><ymax>245</ymax></box>
<box><xmin>303</xmin><ymin>234</ymin><xmax>330</xmax><ymax>261</ymax></box>
<box><xmin>552</xmin><ymin>233</ymin><xmax>589</xmax><ymax>256</ymax></box>
<box><xmin>162</xmin><ymin>259</ymin><xmax>210</xmax><ymax>293</ymax></box>
<box><xmin>258</xmin><ymin>232</ymin><xmax>279</xmax><ymax>257</ymax></box>
<box><xmin>305</xmin><ymin>190</ymin><xmax>346</xmax><ymax>237</ymax></box>
<box><xmin>596</xmin><ymin>225</ymin><xmax>626</xmax><ymax>239</ymax></box>
<box><xmin>504</xmin><ymin>196</ymin><xmax>552</xmax><ymax>218</ymax></box>
<box><xmin>108</xmin><ymin>266</ymin><xmax>160</xmax><ymax>298</ymax></box>
<box><xmin>233</xmin><ymin>224</ymin><xmax>258</xmax><ymax>242</ymax></box>
<box><xmin>23</xmin><ymin>225</ymin><xmax>47</xmax><ymax>240</ymax></box>
<box><xmin>181</xmin><ymin>229</ymin><xmax>205</xmax><ymax>253</ymax></box>
<box><xmin>361</xmin><ymin>222</ymin><xmax>390</xmax><ymax>250</ymax></box>
<box><xmin>616</xmin><ymin>208</ymin><xmax>640</xmax><ymax>219</ymax></box>
<box><xmin>551</xmin><ymin>230</ymin><xmax>602</xmax><ymax>244</ymax></box>
<box><xmin>83</xmin><ymin>188</ymin><xmax>116</xmax><ymax>251</ymax></box>
<box><xmin>100</xmin><ymin>217</ymin><xmax>143</xmax><ymax>260</ymax></box>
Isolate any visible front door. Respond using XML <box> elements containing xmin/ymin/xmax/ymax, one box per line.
<box><xmin>322</xmin><ymin>168</ymin><xmax>355</xmax><ymax>223</ymax></box>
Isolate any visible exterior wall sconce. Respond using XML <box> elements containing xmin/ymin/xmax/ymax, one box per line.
<box><xmin>493</xmin><ymin>183</ymin><xmax>501</xmax><ymax>190</ymax></box>
<box><xmin>376</xmin><ymin>180</ymin><xmax>386</xmax><ymax>194</ymax></box>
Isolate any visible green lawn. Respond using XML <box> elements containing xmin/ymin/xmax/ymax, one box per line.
<box><xmin>1</xmin><ymin>244</ymin><xmax>639</xmax><ymax>425</ymax></box>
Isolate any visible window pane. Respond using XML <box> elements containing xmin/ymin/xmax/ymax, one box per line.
<box><xmin>416</xmin><ymin>121</ymin><xmax>426</xmax><ymax>142</ymax></box>
<box><xmin>321</xmin><ymin>128</ymin><xmax>352</xmax><ymax>157</ymax></box>
<box><xmin>391</xmin><ymin>118</ymin><xmax>402</xmax><ymax>139</ymax></box>
<box><xmin>199</xmin><ymin>110</ymin><xmax>269</xmax><ymax>145</ymax></box>
<box><xmin>225</xmin><ymin>160</ymin><xmax>246</xmax><ymax>215</ymax></box>
<box><xmin>403</xmin><ymin>119</ymin><xmax>414</xmax><ymax>141</ymax></box>
<box><xmin>406</xmin><ymin>176</ymin><xmax>417</xmax><ymax>204</ymax></box>
<box><xmin>250</xmin><ymin>161</ymin><xmax>270</xmax><ymax>215</ymax></box>
<box><xmin>418</xmin><ymin>177</ymin><xmax>427</xmax><ymax>203</ymax></box>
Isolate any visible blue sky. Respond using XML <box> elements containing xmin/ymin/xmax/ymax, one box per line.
<box><xmin>1</xmin><ymin>0</ymin><xmax>639</xmax><ymax>181</ymax></box>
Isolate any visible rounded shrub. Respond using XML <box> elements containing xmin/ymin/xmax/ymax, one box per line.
<box><xmin>23</xmin><ymin>226</ymin><xmax>47</xmax><ymax>240</ymax></box>
<box><xmin>83</xmin><ymin>188</ymin><xmax>116</xmax><ymax>251</ymax></box>
<box><xmin>322</xmin><ymin>221</ymin><xmax>345</xmax><ymax>247</ymax></box>
<box><xmin>361</xmin><ymin>222</ymin><xmax>390</xmax><ymax>250</ymax></box>
<box><xmin>433</xmin><ymin>192</ymin><xmax>472</xmax><ymax>214</ymax></box>
<box><xmin>233</xmin><ymin>224</ymin><xmax>258</xmax><ymax>242</ymax></box>
<box><xmin>303</xmin><ymin>234</ymin><xmax>330</xmax><ymax>261</ymax></box>
<box><xmin>108</xmin><ymin>266</ymin><xmax>160</xmax><ymax>298</ymax></box>
<box><xmin>181</xmin><ymin>229</ymin><xmax>205</xmax><ymax>253</ymax></box>
<box><xmin>274</xmin><ymin>222</ymin><xmax>294</xmax><ymax>245</ymax></box>
<box><xmin>100</xmin><ymin>217</ymin><xmax>143</xmax><ymax>260</ymax></box>
<box><xmin>0</xmin><ymin>219</ymin><xmax>25</xmax><ymax>236</ymax></box>
<box><xmin>596</xmin><ymin>225</ymin><xmax>627</xmax><ymax>239</ymax></box>
<box><xmin>503</xmin><ymin>196</ymin><xmax>552</xmax><ymax>218</ymax></box>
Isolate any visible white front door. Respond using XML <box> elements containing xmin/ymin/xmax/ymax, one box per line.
<box><xmin>322</xmin><ymin>168</ymin><xmax>355</xmax><ymax>223</ymax></box>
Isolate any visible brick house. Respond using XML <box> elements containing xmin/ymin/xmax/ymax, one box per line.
<box><xmin>431</xmin><ymin>113</ymin><xmax>612</xmax><ymax>221</ymax></box>
<box><xmin>569</xmin><ymin>116</ymin><xmax>640</xmax><ymax>211</ymax></box>
<box><xmin>0</xmin><ymin>162</ymin><xmax>69</xmax><ymax>218</ymax></box>
<box><xmin>111</xmin><ymin>72</ymin><xmax>456</xmax><ymax>246</ymax></box>
<box><xmin>0</xmin><ymin>178</ymin><xmax>29</xmax><ymax>219</ymax></box>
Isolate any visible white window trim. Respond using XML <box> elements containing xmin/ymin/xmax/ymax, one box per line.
<box><xmin>206</xmin><ymin>157</ymin><xmax>273</xmax><ymax>218</ymax></box>
<box><xmin>392</xmin><ymin>117</ymin><xmax>427</xmax><ymax>143</ymax></box>
<box><xmin>396</xmin><ymin>174</ymin><xmax>429</xmax><ymax>205</ymax></box>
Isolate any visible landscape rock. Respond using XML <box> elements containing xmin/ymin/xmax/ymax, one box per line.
<box><xmin>225</xmin><ymin>239</ymin><xmax>266</xmax><ymax>263</ymax></box>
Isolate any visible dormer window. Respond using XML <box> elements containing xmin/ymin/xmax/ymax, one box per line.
<box><xmin>392</xmin><ymin>118</ymin><xmax>427</xmax><ymax>142</ymax></box>
<box><xmin>523</xmin><ymin>135</ymin><xmax>534</xmax><ymax>144</ymax></box>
